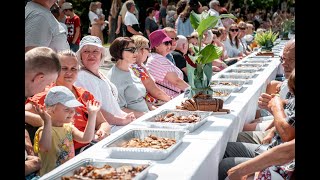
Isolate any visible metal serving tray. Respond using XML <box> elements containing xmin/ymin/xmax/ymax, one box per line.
<box><xmin>210</xmin><ymin>79</ymin><xmax>246</xmax><ymax>92</ymax></box>
<box><xmin>102</xmin><ymin>128</ymin><xmax>187</xmax><ymax>160</ymax></box>
<box><xmin>211</xmin><ymin>88</ymin><xmax>233</xmax><ymax>101</ymax></box>
<box><xmin>42</xmin><ymin>158</ymin><xmax>152</xmax><ymax>180</ymax></box>
<box><xmin>235</xmin><ymin>63</ymin><xmax>266</xmax><ymax>70</ymax></box>
<box><xmin>141</xmin><ymin>109</ymin><xmax>211</xmax><ymax>133</ymax></box>
<box><xmin>242</xmin><ymin>58</ymin><xmax>272</xmax><ymax>63</ymax></box>
<box><xmin>225</xmin><ymin>68</ymin><xmax>257</xmax><ymax>74</ymax></box>
<box><xmin>217</xmin><ymin>73</ymin><xmax>254</xmax><ymax>81</ymax></box>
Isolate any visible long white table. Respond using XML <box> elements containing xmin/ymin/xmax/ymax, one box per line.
<box><xmin>40</xmin><ymin>46</ymin><xmax>285</xmax><ymax>180</ymax></box>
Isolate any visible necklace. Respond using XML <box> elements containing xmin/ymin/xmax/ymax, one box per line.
<box><xmin>81</xmin><ymin>68</ymin><xmax>118</xmax><ymax>98</ymax></box>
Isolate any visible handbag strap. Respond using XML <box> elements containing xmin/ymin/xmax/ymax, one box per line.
<box><xmin>156</xmin><ymin>82</ymin><xmax>183</xmax><ymax>94</ymax></box>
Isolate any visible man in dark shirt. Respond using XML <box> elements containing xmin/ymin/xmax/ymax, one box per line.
<box><xmin>172</xmin><ymin>35</ymin><xmax>189</xmax><ymax>82</ymax></box>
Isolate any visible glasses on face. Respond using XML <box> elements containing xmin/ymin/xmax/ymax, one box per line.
<box><xmin>142</xmin><ymin>47</ymin><xmax>150</xmax><ymax>52</ymax></box>
<box><xmin>123</xmin><ymin>47</ymin><xmax>138</xmax><ymax>53</ymax></box>
<box><xmin>163</xmin><ymin>41</ymin><xmax>172</xmax><ymax>46</ymax></box>
<box><xmin>239</xmin><ymin>27</ymin><xmax>246</xmax><ymax>31</ymax></box>
<box><xmin>280</xmin><ymin>56</ymin><xmax>284</xmax><ymax>63</ymax></box>
<box><xmin>230</xmin><ymin>29</ymin><xmax>239</xmax><ymax>32</ymax></box>
<box><xmin>171</xmin><ymin>37</ymin><xmax>179</xmax><ymax>41</ymax></box>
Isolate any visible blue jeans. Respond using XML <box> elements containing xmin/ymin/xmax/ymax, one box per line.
<box><xmin>25</xmin><ymin>172</ymin><xmax>40</xmax><ymax>180</ymax></box>
<box><xmin>69</xmin><ymin>43</ymin><xmax>79</xmax><ymax>52</ymax></box>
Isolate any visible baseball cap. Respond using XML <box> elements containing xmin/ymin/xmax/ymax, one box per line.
<box><xmin>44</xmin><ymin>86</ymin><xmax>83</xmax><ymax>107</ymax></box>
<box><xmin>149</xmin><ymin>29</ymin><xmax>172</xmax><ymax>49</ymax></box>
<box><xmin>61</xmin><ymin>2</ymin><xmax>73</xmax><ymax>11</ymax></box>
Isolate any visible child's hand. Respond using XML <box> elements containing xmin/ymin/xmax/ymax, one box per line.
<box><xmin>34</xmin><ymin>104</ymin><xmax>51</xmax><ymax>123</ymax></box>
<box><xmin>87</xmin><ymin>100</ymin><xmax>101</xmax><ymax>115</ymax></box>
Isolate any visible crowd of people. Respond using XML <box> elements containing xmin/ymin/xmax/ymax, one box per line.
<box><xmin>25</xmin><ymin>0</ymin><xmax>295</xmax><ymax>179</ymax></box>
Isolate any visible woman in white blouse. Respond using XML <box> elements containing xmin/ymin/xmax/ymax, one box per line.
<box><xmin>75</xmin><ymin>35</ymin><xmax>135</xmax><ymax>131</ymax></box>
<box><xmin>223</xmin><ymin>23</ymin><xmax>244</xmax><ymax>58</ymax></box>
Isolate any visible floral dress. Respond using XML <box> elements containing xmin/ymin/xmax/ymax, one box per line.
<box><xmin>131</xmin><ymin>63</ymin><xmax>158</xmax><ymax>104</ymax></box>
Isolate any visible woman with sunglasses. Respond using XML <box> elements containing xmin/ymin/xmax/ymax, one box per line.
<box><xmin>146</xmin><ymin>29</ymin><xmax>189</xmax><ymax>98</ymax></box>
<box><xmin>107</xmin><ymin>37</ymin><xmax>150</xmax><ymax>118</ymax></box>
<box><xmin>223</xmin><ymin>23</ymin><xmax>244</xmax><ymax>58</ymax></box>
<box><xmin>130</xmin><ymin>35</ymin><xmax>172</xmax><ymax>106</ymax></box>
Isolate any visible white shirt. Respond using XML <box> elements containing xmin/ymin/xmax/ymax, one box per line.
<box><xmin>208</xmin><ymin>8</ymin><xmax>223</xmax><ymax>28</ymax></box>
<box><xmin>124</xmin><ymin>11</ymin><xmax>139</xmax><ymax>26</ymax></box>
<box><xmin>88</xmin><ymin>11</ymin><xmax>99</xmax><ymax>25</ymax></box>
<box><xmin>223</xmin><ymin>37</ymin><xmax>243</xmax><ymax>57</ymax></box>
<box><xmin>25</xmin><ymin>1</ymin><xmax>70</xmax><ymax>52</ymax></box>
<box><xmin>75</xmin><ymin>70</ymin><xmax>127</xmax><ymax>117</ymax></box>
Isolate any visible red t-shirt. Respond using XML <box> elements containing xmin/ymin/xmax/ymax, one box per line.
<box><xmin>26</xmin><ymin>84</ymin><xmax>95</xmax><ymax>150</ymax></box>
<box><xmin>65</xmin><ymin>15</ymin><xmax>81</xmax><ymax>45</ymax></box>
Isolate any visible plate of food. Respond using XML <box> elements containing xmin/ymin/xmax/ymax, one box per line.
<box><xmin>102</xmin><ymin>128</ymin><xmax>187</xmax><ymax>160</ymax></box>
<box><xmin>141</xmin><ymin>109</ymin><xmax>211</xmax><ymax>132</ymax></box>
<box><xmin>210</xmin><ymin>79</ymin><xmax>246</xmax><ymax>92</ymax></box>
<box><xmin>42</xmin><ymin>158</ymin><xmax>152</xmax><ymax>180</ymax></box>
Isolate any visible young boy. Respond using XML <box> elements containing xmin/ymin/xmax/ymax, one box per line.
<box><xmin>33</xmin><ymin>86</ymin><xmax>100</xmax><ymax>176</ymax></box>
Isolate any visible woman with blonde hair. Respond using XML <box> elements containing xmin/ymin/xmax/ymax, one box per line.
<box><xmin>131</xmin><ymin>35</ymin><xmax>172</xmax><ymax>106</ymax></box>
<box><xmin>88</xmin><ymin>2</ymin><xmax>105</xmax><ymax>44</ymax></box>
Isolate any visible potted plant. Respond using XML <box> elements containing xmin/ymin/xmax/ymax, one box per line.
<box><xmin>254</xmin><ymin>29</ymin><xmax>279</xmax><ymax>52</ymax></box>
<box><xmin>281</xmin><ymin>19</ymin><xmax>294</xmax><ymax>40</ymax></box>
<box><xmin>186</xmin><ymin>11</ymin><xmax>235</xmax><ymax>97</ymax></box>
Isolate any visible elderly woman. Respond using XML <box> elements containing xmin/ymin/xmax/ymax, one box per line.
<box><xmin>25</xmin><ymin>49</ymin><xmax>111</xmax><ymax>154</ymax></box>
<box><xmin>107</xmin><ymin>37</ymin><xmax>150</xmax><ymax>118</ymax></box>
<box><xmin>223</xmin><ymin>23</ymin><xmax>244</xmax><ymax>58</ymax></box>
<box><xmin>130</xmin><ymin>35</ymin><xmax>172</xmax><ymax>106</ymax></box>
<box><xmin>74</xmin><ymin>35</ymin><xmax>135</xmax><ymax>130</ymax></box>
<box><xmin>146</xmin><ymin>29</ymin><xmax>189</xmax><ymax>98</ymax></box>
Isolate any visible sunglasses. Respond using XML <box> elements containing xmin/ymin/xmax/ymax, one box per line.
<box><xmin>123</xmin><ymin>47</ymin><xmax>138</xmax><ymax>53</ymax></box>
<box><xmin>163</xmin><ymin>41</ymin><xmax>172</xmax><ymax>46</ymax></box>
<box><xmin>230</xmin><ymin>29</ymin><xmax>239</xmax><ymax>32</ymax></box>
<box><xmin>142</xmin><ymin>47</ymin><xmax>150</xmax><ymax>52</ymax></box>
<box><xmin>239</xmin><ymin>27</ymin><xmax>246</xmax><ymax>30</ymax></box>
<box><xmin>171</xmin><ymin>37</ymin><xmax>179</xmax><ymax>41</ymax></box>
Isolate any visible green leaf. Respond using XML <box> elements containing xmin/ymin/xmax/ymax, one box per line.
<box><xmin>191</xmin><ymin>45</ymin><xmax>200</xmax><ymax>54</ymax></box>
<box><xmin>219</xmin><ymin>14</ymin><xmax>237</xmax><ymax>20</ymax></box>
<box><xmin>198</xmin><ymin>45</ymin><xmax>223</xmax><ymax>64</ymax></box>
<box><xmin>196</xmin><ymin>16</ymin><xmax>219</xmax><ymax>37</ymax></box>
<box><xmin>188</xmin><ymin>54</ymin><xmax>199</xmax><ymax>64</ymax></box>
<box><xmin>190</xmin><ymin>11</ymin><xmax>201</xmax><ymax>30</ymax></box>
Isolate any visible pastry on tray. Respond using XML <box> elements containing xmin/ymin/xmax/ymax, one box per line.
<box><xmin>176</xmin><ymin>92</ymin><xmax>229</xmax><ymax>113</ymax></box>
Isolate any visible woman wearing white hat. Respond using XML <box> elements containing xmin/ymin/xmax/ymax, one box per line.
<box><xmin>75</xmin><ymin>35</ymin><xmax>136</xmax><ymax>132</ymax></box>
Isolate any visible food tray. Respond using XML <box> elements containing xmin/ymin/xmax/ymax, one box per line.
<box><xmin>217</xmin><ymin>73</ymin><xmax>254</xmax><ymax>81</ymax></box>
<box><xmin>210</xmin><ymin>79</ymin><xmax>246</xmax><ymax>92</ymax></box>
<box><xmin>225</xmin><ymin>68</ymin><xmax>257</xmax><ymax>74</ymax></box>
<box><xmin>41</xmin><ymin>158</ymin><xmax>152</xmax><ymax>180</ymax></box>
<box><xmin>211</xmin><ymin>88</ymin><xmax>233</xmax><ymax>101</ymax></box>
<box><xmin>235</xmin><ymin>63</ymin><xmax>265</xmax><ymax>70</ymax></box>
<box><xmin>102</xmin><ymin>128</ymin><xmax>187</xmax><ymax>160</ymax></box>
<box><xmin>141</xmin><ymin>109</ymin><xmax>211</xmax><ymax>133</ymax></box>
<box><xmin>242</xmin><ymin>58</ymin><xmax>272</xmax><ymax>63</ymax></box>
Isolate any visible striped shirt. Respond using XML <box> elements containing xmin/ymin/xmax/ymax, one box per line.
<box><xmin>146</xmin><ymin>53</ymin><xmax>184</xmax><ymax>98</ymax></box>
<box><xmin>25</xmin><ymin>2</ymin><xmax>69</xmax><ymax>52</ymax></box>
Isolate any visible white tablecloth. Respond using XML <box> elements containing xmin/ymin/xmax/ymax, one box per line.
<box><xmin>40</xmin><ymin>49</ymin><xmax>284</xmax><ymax>180</ymax></box>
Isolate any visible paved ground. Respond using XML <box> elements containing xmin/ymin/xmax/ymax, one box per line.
<box><xmin>99</xmin><ymin>47</ymin><xmax>115</xmax><ymax>75</ymax></box>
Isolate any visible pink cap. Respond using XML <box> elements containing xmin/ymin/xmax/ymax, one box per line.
<box><xmin>149</xmin><ymin>29</ymin><xmax>172</xmax><ymax>49</ymax></box>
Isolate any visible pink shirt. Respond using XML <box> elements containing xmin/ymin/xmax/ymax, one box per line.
<box><xmin>146</xmin><ymin>53</ymin><xmax>184</xmax><ymax>98</ymax></box>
